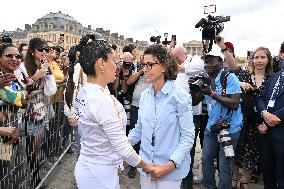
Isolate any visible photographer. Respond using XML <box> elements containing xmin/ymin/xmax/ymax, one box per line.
<box><xmin>193</xmin><ymin>52</ymin><xmax>242</xmax><ymax>189</ymax></box>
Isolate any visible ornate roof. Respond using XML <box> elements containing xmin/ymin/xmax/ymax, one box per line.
<box><xmin>34</xmin><ymin>11</ymin><xmax>83</xmax><ymax>28</ymax></box>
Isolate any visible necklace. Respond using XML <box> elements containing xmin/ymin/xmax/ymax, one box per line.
<box><xmin>252</xmin><ymin>73</ymin><xmax>265</xmax><ymax>89</ymax></box>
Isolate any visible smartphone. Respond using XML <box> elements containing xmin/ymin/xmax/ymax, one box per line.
<box><xmin>171</xmin><ymin>35</ymin><xmax>176</xmax><ymax>42</ymax></box>
<box><xmin>204</xmin><ymin>4</ymin><xmax>216</xmax><ymax>14</ymax></box>
<box><xmin>247</xmin><ymin>51</ymin><xmax>253</xmax><ymax>60</ymax></box>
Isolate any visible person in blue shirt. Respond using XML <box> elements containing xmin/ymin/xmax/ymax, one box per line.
<box><xmin>192</xmin><ymin>52</ymin><xmax>242</xmax><ymax>189</ymax></box>
<box><xmin>128</xmin><ymin>44</ymin><xmax>195</xmax><ymax>189</ymax></box>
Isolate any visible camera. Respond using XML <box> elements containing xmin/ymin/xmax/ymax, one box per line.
<box><xmin>1</xmin><ymin>35</ymin><xmax>13</xmax><ymax>44</ymax></box>
<box><xmin>150</xmin><ymin>35</ymin><xmax>161</xmax><ymax>44</ymax></box>
<box><xmin>188</xmin><ymin>73</ymin><xmax>210</xmax><ymax>89</ymax></box>
<box><xmin>122</xmin><ymin>61</ymin><xmax>132</xmax><ymax>70</ymax></box>
<box><xmin>195</xmin><ymin>10</ymin><xmax>230</xmax><ymax>53</ymax></box>
<box><xmin>210</xmin><ymin>120</ymin><xmax>235</xmax><ymax>159</ymax></box>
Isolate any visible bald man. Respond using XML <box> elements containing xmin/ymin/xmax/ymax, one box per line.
<box><xmin>172</xmin><ymin>47</ymin><xmax>206</xmax><ymax>189</ymax></box>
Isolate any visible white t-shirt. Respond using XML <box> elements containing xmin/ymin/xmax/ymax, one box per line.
<box><xmin>75</xmin><ymin>83</ymin><xmax>141</xmax><ymax>167</ymax></box>
<box><xmin>175</xmin><ymin>55</ymin><xmax>205</xmax><ymax>115</ymax></box>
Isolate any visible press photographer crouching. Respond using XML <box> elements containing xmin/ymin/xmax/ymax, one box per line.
<box><xmin>191</xmin><ymin>51</ymin><xmax>242</xmax><ymax>189</ymax></box>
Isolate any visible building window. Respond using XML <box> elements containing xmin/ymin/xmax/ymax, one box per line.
<box><xmin>53</xmin><ymin>34</ymin><xmax>56</xmax><ymax>42</ymax></box>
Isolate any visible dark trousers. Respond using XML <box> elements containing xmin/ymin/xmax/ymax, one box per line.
<box><xmin>182</xmin><ymin>114</ymin><xmax>208</xmax><ymax>188</ymax></box>
<box><xmin>259</xmin><ymin>125</ymin><xmax>284</xmax><ymax>189</ymax></box>
<box><xmin>128</xmin><ymin>105</ymin><xmax>140</xmax><ymax>153</ymax></box>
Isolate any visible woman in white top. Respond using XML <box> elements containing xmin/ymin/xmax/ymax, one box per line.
<box><xmin>72</xmin><ymin>34</ymin><xmax>154</xmax><ymax>189</ymax></box>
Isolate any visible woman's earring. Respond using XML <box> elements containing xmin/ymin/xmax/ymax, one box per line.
<box><xmin>101</xmin><ymin>70</ymin><xmax>105</xmax><ymax>74</ymax></box>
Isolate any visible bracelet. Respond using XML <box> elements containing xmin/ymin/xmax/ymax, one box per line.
<box><xmin>29</xmin><ymin>77</ymin><xmax>35</xmax><ymax>84</ymax></box>
<box><xmin>221</xmin><ymin>47</ymin><xmax>228</xmax><ymax>53</ymax></box>
<box><xmin>169</xmin><ymin>159</ymin><xmax>176</xmax><ymax>168</ymax></box>
<box><xmin>210</xmin><ymin>91</ymin><xmax>215</xmax><ymax>97</ymax></box>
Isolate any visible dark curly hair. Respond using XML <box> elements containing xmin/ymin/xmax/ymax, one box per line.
<box><xmin>0</xmin><ymin>43</ymin><xmax>17</xmax><ymax>57</ymax></box>
<box><xmin>65</xmin><ymin>34</ymin><xmax>112</xmax><ymax>108</ymax></box>
<box><xmin>143</xmin><ymin>44</ymin><xmax>178</xmax><ymax>81</ymax></box>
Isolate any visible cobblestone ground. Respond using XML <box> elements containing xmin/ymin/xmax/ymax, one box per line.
<box><xmin>42</xmin><ymin>140</ymin><xmax>264</xmax><ymax>189</ymax></box>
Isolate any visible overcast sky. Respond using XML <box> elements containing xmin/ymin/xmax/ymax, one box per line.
<box><xmin>1</xmin><ymin>0</ymin><xmax>283</xmax><ymax>57</ymax></box>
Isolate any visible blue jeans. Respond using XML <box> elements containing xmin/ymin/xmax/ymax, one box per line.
<box><xmin>202</xmin><ymin>129</ymin><xmax>239</xmax><ymax>189</ymax></box>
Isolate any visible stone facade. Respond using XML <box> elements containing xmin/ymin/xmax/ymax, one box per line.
<box><xmin>0</xmin><ymin>11</ymin><xmax>148</xmax><ymax>58</ymax></box>
<box><xmin>183</xmin><ymin>40</ymin><xmax>203</xmax><ymax>56</ymax></box>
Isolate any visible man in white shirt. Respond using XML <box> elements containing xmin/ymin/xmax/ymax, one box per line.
<box><xmin>172</xmin><ymin>47</ymin><xmax>206</xmax><ymax>189</ymax></box>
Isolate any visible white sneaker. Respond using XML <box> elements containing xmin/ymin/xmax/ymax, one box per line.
<box><xmin>193</xmin><ymin>172</ymin><xmax>203</xmax><ymax>184</ymax></box>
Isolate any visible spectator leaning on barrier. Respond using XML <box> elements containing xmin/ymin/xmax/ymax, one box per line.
<box><xmin>24</xmin><ymin>37</ymin><xmax>57</xmax><ymax>187</ymax></box>
<box><xmin>0</xmin><ymin>42</ymin><xmax>29</xmax><ymax>188</ymax></box>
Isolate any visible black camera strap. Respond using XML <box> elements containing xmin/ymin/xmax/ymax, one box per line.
<box><xmin>219</xmin><ymin>69</ymin><xmax>233</xmax><ymax>122</ymax></box>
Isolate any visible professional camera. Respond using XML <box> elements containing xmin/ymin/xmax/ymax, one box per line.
<box><xmin>210</xmin><ymin>120</ymin><xmax>235</xmax><ymax>159</ymax></box>
<box><xmin>150</xmin><ymin>35</ymin><xmax>161</xmax><ymax>44</ymax></box>
<box><xmin>195</xmin><ymin>15</ymin><xmax>230</xmax><ymax>41</ymax></box>
<box><xmin>188</xmin><ymin>73</ymin><xmax>210</xmax><ymax>89</ymax></box>
<box><xmin>195</xmin><ymin>6</ymin><xmax>230</xmax><ymax>53</ymax></box>
<box><xmin>1</xmin><ymin>35</ymin><xmax>13</xmax><ymax>44</ymax></box>
<box><xmin>122</xmin><ymin>61</ymin><xmax>132</xmax><ymax>70</ymax></box>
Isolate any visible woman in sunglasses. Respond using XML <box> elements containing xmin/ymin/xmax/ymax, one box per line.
<box><xmin>0</xmin><ymin>43</ymin><xmax>27</xmax><ymax>188</ymax></box>
<box><xmin>24</xmin><ymin>37</ymin><xmax>57</xmax><ymax>187</ymax></box>
<box><xmin>128</xmin><ymin>44</ymin><xmax>195</xmax><ymax>189</ymax></box>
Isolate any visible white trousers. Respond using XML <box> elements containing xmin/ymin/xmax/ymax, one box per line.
<box><xmin>74</xmin><ymin>159</ymin><xmax>120</xmax><ymax>189</ymax></box>
<box><xmin>140</xmin><ymin>174</ymin><xmax>182</xmax><ymax>189</ymax></box>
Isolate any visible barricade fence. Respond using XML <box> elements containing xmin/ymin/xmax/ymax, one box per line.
<box><xmin>0</xmin><ymin>84</ymin><xmax>73</xmax><ymax>189</ymax></box>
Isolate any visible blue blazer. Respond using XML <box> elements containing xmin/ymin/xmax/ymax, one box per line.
<box><xmin>257</xmin><ymin>71</ymin><xmax>284</xmax><ymax>125</ymax></box>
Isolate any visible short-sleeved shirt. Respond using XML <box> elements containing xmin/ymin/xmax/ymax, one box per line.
<box><xmin>205</xmin><ymin>69</ymin><xmax>243</xmax><ymax>133</ymax></box>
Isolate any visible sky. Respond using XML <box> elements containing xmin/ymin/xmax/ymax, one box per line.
<box><xmin>1</xmin><ymin>0</ymin><xmax>283</xmax><ymax>57</ymax></box>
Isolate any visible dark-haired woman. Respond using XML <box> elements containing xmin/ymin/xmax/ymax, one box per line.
<box><xmin>217</xmin><ymin>37</ymin><xmax>273</xmax><ymax>189</ymax></box>
<box><xmin>128</xmin><ymin>44</ymin><xmax>195</xmax><ymax>189</ymax></box>
<box><xmin>24</xmin><ymin>37</ymin><xmax>57</xmax><ymax>187</ymax></box>
<box><xmin>64</xmin><ymin>47</ymin><xmax>86</xmax><ymax>158</ymax></box>
<box><xmin>0</xmin><ymin>43</ymin><xmax>27</xmax><ymax>188</ymax></box>
<box><xmin>71</xmin><ymin>35</ymin><xmax>154</xmax><ymax>189</ymax></box>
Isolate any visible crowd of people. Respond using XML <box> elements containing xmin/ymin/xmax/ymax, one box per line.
<box><xmin>0</xmin><ymin>32</ymin><xmax>283</xmax><ymax>189</ymax></box>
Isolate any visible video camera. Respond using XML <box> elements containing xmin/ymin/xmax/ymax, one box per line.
<box><xmin>150</xmin><ymin>33</ymin><xmax>176</xmax><ymax>45</ymax></box>
<box><xmin>195</xmin><ymin>5</ymin><xmax>230</xmax><ymax>53</ymax></box>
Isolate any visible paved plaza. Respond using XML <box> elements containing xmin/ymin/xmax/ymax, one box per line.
<box><xmin>42</xmin><ymin>141</ymin><xmax>264</xmax><ymax>189</ymax></box>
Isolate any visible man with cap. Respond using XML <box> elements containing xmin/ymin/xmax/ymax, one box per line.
<box><xmin>193</xmin><ymin>49</ymin><xmax>242</xmax><ymax>189</ymax></box>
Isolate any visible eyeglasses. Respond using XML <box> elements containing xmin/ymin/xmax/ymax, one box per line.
<box><xmin>142</xmin><ymin>62</ymin><xmax>160</xmax><ymax>69</ymax></box>
<box><xmin>36</xmin><ymin>47</ymin><xmax>49</xmax><ymax>53</ymax></box>
<box><xmin>47</xmin><ymin>46</ymin><xmax>56</xmax><ymax>51</ymax></box>
<box><xmin>4</xmin><ymin>53</ymin><xmax>22</xmax><ymax>60</ymax></box>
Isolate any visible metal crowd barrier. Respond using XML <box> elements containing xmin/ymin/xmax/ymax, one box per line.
<box><xmin>0</xmin><ymin>84</ymin><xmax>73</xmax><ymax>189</ymax></box>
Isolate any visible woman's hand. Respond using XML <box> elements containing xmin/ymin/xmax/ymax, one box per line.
<box><xmin>258</xmin><ymin>123</ymin><xmax>268</xmax><ymax>134</ymax></box>
<box><xmin>262</xmin><ymin>111</ymin><xmax>281</xmax><ymax>127</ymax></box>
<box><xmin>32</xmin><ymin>67</ymin><xmax>49</xmax><ymax>81</ymax></box>
<box><xmin>0</xmin><ymin>73</ymin><xmax>16</xmax><ymax>88</ymax></box>
<box><xmin>150</xmin><ymin>161</ymin><xmax>176</xmax><ymax>181</ymax></box>
<box><xmin>240</xmin><ymin>82</ymin><xmax>253</xmax><ymax>92</ymax></box>
<box><xmin>68</xmin><ymin>117</ymin><xmax>77</xmax><ymax>127</ymax></box>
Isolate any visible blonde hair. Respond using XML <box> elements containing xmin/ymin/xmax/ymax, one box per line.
<box><xmin>249</xmin><ymin>47</ymin><xmax>273</xmax><ymax>75</ymax></box>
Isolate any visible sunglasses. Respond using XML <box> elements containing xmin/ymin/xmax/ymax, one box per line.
<box><xmin>4</xmin><ymin>53</ymin><xmax>22</xmax><ymax>60</ymax></box>
<box><xmin>142</xmin><ymin>62</ymin><xmax>160</xmax><ymax>69</ymax></box>
<box><xmin>48</xmin><ymin>46</ymin><xmax>56</xmax><ymax>51</ymax></box>
<box><xmin>36</xmin><ymin>47</ymin><xmax>49</xmax><ymax>53</ymax></box>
